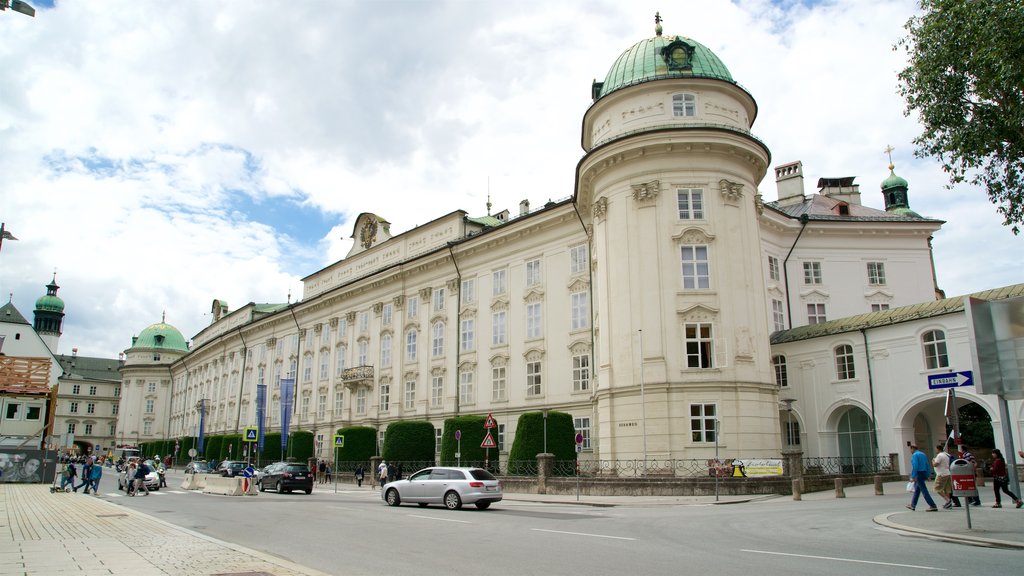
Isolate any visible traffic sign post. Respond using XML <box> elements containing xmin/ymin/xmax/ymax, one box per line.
<box><xmin>927</xmin><ymin>370</ymin><xmax>974</xmax><ymax>390</ymax></box>
<box><xmin>332</xmin><ymin>435</ymin><xmax>344</xmax><ymax>494</ymax></box>
<box><xmin>455</xmin><ymin>430</ymin><xmax>462</xmax><ymax>467</ymax></box>
<box><xmin>574</xmin><ymin>432</ymin><xmax>584</xmax><ymax>501</ymax></box>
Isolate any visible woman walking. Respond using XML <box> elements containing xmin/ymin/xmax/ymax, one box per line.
<box><xmin>989</xmin><ymin>449</ymin><xmax>1022</xmax><ymax>508</ymax></box>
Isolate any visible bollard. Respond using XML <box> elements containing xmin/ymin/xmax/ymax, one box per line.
<box><xmin>873</xmin><ymin>475</ymin><xmax>884</xmax><ymax>495</ymax></box>
<box><xmin>834</xmin><ymin>478</ymin><xmax>846</xmax><ymax>498</ymax></box>
<box><xmin>792</xmin><ymin>479</ymin><xmax>802</xmax><ymax>501</ymax></box>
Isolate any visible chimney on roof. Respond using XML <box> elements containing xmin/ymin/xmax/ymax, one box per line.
<box><xmin>519</xmin><ymin>199</ymin><xmax>530</xmax><ymax>216</ymax></box>
<box><xmin>774</xmin><ymin>161</ymin><xmax>806</xmax><ymax>207</ymax></box>
<box><xmin>818</xmin><ymin>176</ymin><xmax>862</xmax><ymax>205</ymax></box>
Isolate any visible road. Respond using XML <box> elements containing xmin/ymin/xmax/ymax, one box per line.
<box><xmin>98</xmin><ymin>471</ymin><xmax>1021</xmax><ymax>576</ymax></box>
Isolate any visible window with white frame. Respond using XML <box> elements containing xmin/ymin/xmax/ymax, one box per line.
<box><xmin>497</xmin><ymin>423</ymin><xmax>505</xmax><ymax>451</ymax></box>
<box><xmin>922</xmin><ymin>330</ymin><xmax>949</xmax><ymax>370</ymax></box>
<box><xmin>148</xmin><ymin>382</ymin><xmax>156</xmax><ymax>393</ymax></box>
<box><xmin>321</xmin><ymin>326</ymin><xmax>330</xmax><ymax>346</ymax></box>
<box><xmin>526</xmin><ymin>303</ymin><xmax>542</xmax><ymax>339</ymax></box>
<box><xmin>114</xmin><ymin>386</ymin><xmax>120</xmax><ymax>397</ymax></box>
<box><xmin>357</xmin><ymin>340</ymin><xmax>368</xmax><ymax>366</ymax></box>
<box><xmin>526</xmin><ymin>359</ymin><xmax>542</xmax><ymax>396</ymax></box>
<box><xmin>433</xmin><ymin>287</ymin><xmax>446</xmax><ymax>312</ymax></box>
<box><xmin>381</xmin><ymin>333</ymin><xmax>392</xmax><ymax>367</ymax></box>
<box><xmin>492</xmin><ymin>269</ymin><xmax>507</xmax><ymax>296</ymax></box>
<box><xmin>407</xmin><ymin>296</ymin><xmax>418</xmax><ymax>319</ymax></box>
<box><xmin>803</xmin><ymin>261</ymin><xmax>822</xmax><ymax>284</ymax></box>
<box><xmin>461</xmin><ymin>278</ymin><xmax>475</xmax><ymax>304</ymax></box>
<box><xmin>317</xmin><ymin>393</ymin><xmax>326</xmax><ymax>419</ymax></box>
<box><xmin>356</xmin><ymin>388</ymin><xmax>367</xmax><ymax>414</ymax></box>
<box><xmin>84</xmin><ymin>423</ymin><xmax>93</xmax><ymax>435</ymax></box>
<box><xmin>432</xmin><ymin>322</ymin><xmax>445</xmax><ymax>357</ymax></box>
<box><xmin>404</xmin><ymin>380</ymin><xmax>416</xmax><ymax>410</ymax></box>
<box><xmin>143</xmin><ymin>421</ymin><xmax>152</xmax><ymax>435</ymax></box>
<box><xmin>492</xmin><ymin>310</ymin><xmax>507</xmax><ymax>345</ymax></box>
<box><xmin>681</xmin><ymin>245</ymin><xmax>710</xmax><ymax>289</ymax></box>
<box><xmin>302</xmin><ymin>396</ymin><xmax>310</xmax><ymax>419</ymax></box>
<box><xmin>785</xmin><ymin>419</ymin><xmax>801</xmax><ymax>446</ymax></box>
<box><xmin>67</xmin><ymin>423</ymin><xmax>76</xmax><ymax>434</ymax></box>
<box><xmin>572</xmin><ymin>353</ymin><xmax>590</xmax><ymax>392</ymax></box>
<box><xmin>807</xmin><ymin>303</ymin><xmax>827</xmax><ymax>325</ymax></box>
<box><xmin>305</xmin><ymin>328</ymin><xmax>315</xmax><ymax>349</ymax></box>
<box><xmin>109</xmin><ymin>423</ymin><xmax>116</xmax><ymax>436</ymax></box>
<box><xmin>684</xmin><ymin>323</ymin><xmax>714</xmax><ymax>368</ymax></box>
<box><xmin>277</xmin><ymin>337</ymin><xmax>285</xmax><ymax>356</ymax></box>
<box><xmin>571</xmin><ymin>291</ymin><xmax>589</xmax><ymax>331</ymax></box>
<box><xmin>570</xmin><ymin>245</ymin><xmax>588</xmax><ymax>275</ymax></box>
<box><xmin>773</xmin><ymin>355</ymin><xmax>788</xmax><ymax>387</ymax></box>
<box><xmin>382</xmin><ymin>303</ymin><xmax>393</xmax><ymax>326</ymax></box>
<box><xmin>359</xmin><ymin>312</ymin><xmax>369</xmax><ymax>333</ymax></box>
<box><xmin>672</xmin><ymin>93</ymin><xmax>697</xmax><ymax>116</ymax></box>
<box><xmin>334</xmin><ymin>390</ymin><xmax>344</xmax><ymax>414</ymax></box>
<box><xmin>86</xmin><ymin>403</ymin><xmax>95</xmax><ymax>414</ymax></box>
<box><xmin>431</xmin><ymin>375</ymin><xmax>443</xmax><ymax>407</ymax></box>
<box><xmin>835</xmin><ymin>344</ymin><xmax>856</xmax><ymax>380</ymax></box>
<box><xmin>460</xmin><ymin>318</ymin><xmax>475</xmax><ymax>352</ymax></box>
<box><xmin>526</xmin><ymin>259</ymin><xmax>542</xmax><ymax>286</ymax></box>
<box><xmin>690</xmin><ymin>403</ymin><xmax>717</xmax><ymax>442</ymax></box>
<box><xmin>89</xmin><ymin>385</ymin><xmax>97</xmax><ymax>396</ymax></box>
<box><xmin>677</xmin><ymin>188</ymin><xmax>704</xmax><ymax>219</ymax></box>
<box><xmin>435</xmin><ymin>428</ymin><xmax>443</xmax><ymax>453</ymax></box>
<box><xmin>72</xmin><ymin>385</ymin><xmax>80</xmax><ymax>395</ymax></box>
<box><xmin>319</xmin><ymin>353</ymin><xmax>329</xmax><ymax>380</ymax></box>
<box><xmin>492</xmin><ymin>365</ymin><xmax>507</xmax><ymax>401</ymax></box>
<box><xmin>336</xmin><ymin>346</ymin><xmax>347</xmax><ymax>376</ymax></box>
<box><xmin>768</xmin><ymin>255</ymin><xmax>780</xmax><ymax>281</ymax></box>
<box><xmin>574</xmin><ymin>416</ymin><xmax>592</xmax><ymax>449</ymax></box>
<box><xmin>303</xmin><ymin>356</ymin><xmax>312</xmax><ymax>382</ymax></box>
<box><xmin>145</xmin><ymin>399</ymin><xmax>154</xmax><ymax>413</ymax></box>
<box><xmin>871</xmin><ymin>303</ymin><xmax>890</xmax><ymax>312</ymax></box>
<box><xmin>379</xmin><ymin>381</ymin><xmax>390</xmax><ymax>412</ymax></box>
<box><xmin>70</xmin><ymin>402</ymin><xmax>78</xmax><ymax>413</ymax></box>
<box><xmin>459</xmin><ymin>370</ymin><xmax>474</xmax><ymax>405</ymax></box>
<box><xmin>112</xmin><ymin>404</ymin><xmax>119</xmax><ymax>415</ymax></box>
<box><xmin>867</xmin><ymin>262</ymin><xmax>886</xmax><ymax>285</ymax></box>
<box><xmin>406</xmin><ymin>329</ymin><xmax>417</xmax><ymax>361</ymax></box>
<box><xmin>772</xmin><ymin>299</ymin><xmax>786</xmax><ymax>332</ymax></box>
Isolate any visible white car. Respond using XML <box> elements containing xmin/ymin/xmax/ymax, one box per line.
<box><xmin>117</xmin><ymin>460</ymin><xmax>160</xmax><ymax>492</ymax></box>
<box><xmin>382</xmin><ymin>467</ymin><xmax>502</xmax><ymax>510</ymax></box>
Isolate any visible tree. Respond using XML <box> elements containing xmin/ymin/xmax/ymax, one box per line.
<box><xmin>896</xmin><ymin>1</ymin><xmax>1024</xmax><ymax>233</ymax></box>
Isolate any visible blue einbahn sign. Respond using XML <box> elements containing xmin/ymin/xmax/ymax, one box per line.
<box><xmin>927</xmin><ymin>371</ymin><xmax>974</xmax><ymax>390</ymax></box>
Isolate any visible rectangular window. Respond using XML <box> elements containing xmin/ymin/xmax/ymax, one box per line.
<box><xmin>574</xmin><ymin>417</ymin><xmax>592</xmax><ymax>449</ymax></box>
<box><xmin>768</xmin><ymin>255</ymin><xmax>780</xmax><ymax>281</ymax></box>
<box><xmin>359</xmin><ymin>312</ymin><xmax>369</xmax><ymax>333</ymax></box>
<box><xmin>492</xmin><ymin>366</ymin><xmax>507</xmax><ymax>401</ymax></box>
<box><xmin>382</xmin><ymin>303</ymin><xmax>393</xmax><ymax>326</ymax></box>
<box><xmin>72</xmin><ymin>384</ymin><xmax>80</xmax><ymax>395</ymax></box>
<box><xmin>303</xmin><ymin>357</ymin><xmax>312</xmax><ymax>382</ymax></box>
<box><xmin>497</xmin><ymin>423</ymin><xmax>505</xmax><ymax>451</ymax></box>
<box><xmin>526</xmin><ymin>259</ymin><xmax>542</xmax><ymax>287</ymax></box>
<box><xmin>305</xmin><ymin>328</ymin><xmax>315</xmax><ymax>349</ymax></box>
<box><xmin>319</xmin><ymin>353</ymin><xmax>329</xmax><ymax>379</ymax></box>
<box><xmin>148</xmin><ymin>382</ymin><xmax>156</xmax><ymax>393</ymax></box>
<box><xmin>835</xmin><ymin>345</ymin><xmax>856</xmax><ymax>380</ymax></box>
<box><xmin>871</xmin><ymin>303</ymin><xmax>890</xmax><ymax>312</ymax></box>
<box><xmin>677</xmin><ymin>188</ymin><xmax>704</xmax><ymax>219</ymax></box>
<box><xmin>459</xmin><ymin>371</ymin><xmax>474</xmax><ymax>405</ymax></box>
<box><xmin>301</xmin><ymin>396</ymin><xmax>310</xmax><ymax>419</ymax></box>
<box><xmin>70</xmin><ymin>402</ymin><xmax>78</xmax><ymax>414</ymax></box>
<box><xmin>570</xmin><ymin>245</ymin><xmax>588</xmax><ymax>275</ymax></box>
<box><xmin>431</xmin><ymin>376</ymin><xmax>443</xmax><ymax>407</ymax></box>
<box><xmin>109</xmin><ymin>424</ymin><xmax>116</xmax><ymax>436</ymax></box>
<box><xmin>112</xmin><ymin>404</ymin><xmax>119</xmax><ymax>415</ymax></box>
<box><xmin>684</xmin><ymin>323</ymin><xmax>714</xmax><ymax>368</ymax></box>
<box><xmin>526</xmin><ymin>360</ymin><xmax>542</xmax><ymax>396</ymax></box>
<box><xmin>277</xmin><ymin>338</ymin><xmax>285</xmax><ymax>356</ymax></box>
<box><xmin>771</xmin><ymin>299</ymin><xmax>786</xmax><ymax>332</ymax></box>
<box><xmin>404</xmin><ymin>380</ymin><xmax>416</xmax><ymax>410</ymax></box>
<box><xmin>526</xmin><ymin>303</ymin><xmax>542</xmax><ymax>339</ymax></box>
<box><xmin>785</xmin><ymin>419</ymin><xmax>801</xmax><ymax>447</ymax></box>
<box><xmin>435</xmin><ymin>428</ymin><xmax>443</xmax><ymax>453</ymax></box>
<box><xmin>431</xmin><ymin>322</ymin><xmax>445</xmax><ymax>357</ymax></box>
<box><xmin>492</xmin><ymin>269</ymin><xmax>507</xmax><ymax>296</ymax></box>
<box><xmin>337</xmin><ymin>318</ymin><xmax>348</xmax><ymax>339</ymax></box>
<box><xmin>672</xmin><ymin>93</ymin><xmax>697</xmax><ymax>117</ymax></box>
<box><xmin>86</xmin><ymin>403</ymin><xmax>95</xmax><ymax>414</ymax></box>
<box><xmin>317</xmin><ymin>393</ymin><xmax>326</xmax><ymax>419</ymax></box>
<box><xmin>492</xmin><ymin>311</ymin><xmax>507</xmax><ymax>346</ymax></box>
<box><xmin>460</xmin><ymin>318</ymin><xmax>475</xmax><ymax>352</ymax></box>
<box><xmin>143</xmin><ymin>421</ymin><xmax>152</xmax><ymax>435</ymax></box>
<box><xmin>807</xmin><ymin>303</ymin><xmax>827</xmax><ymax>325</ymax></box>
<box><xmin>572</xmin><ymin>354</ymin><xmax>590</xmax><ymax>392</ymax></box>
<box><xmin>867</xmin><ymin>262</ymin><xmax>886</xmax><ymax>285</ymax></box>
<box><xmin>681</xmin><ymin>245</ymin><xmax>710</xmax><ymax>289</ymax></box>
<box><xmin>335</xmin><ymin>390</ymin><xmax>344</xmax><ymax>414</ymax></box>
<box><xmin>145</xmin><ymin>399</ymin><xmax>154</xmax><ymax>413</ymax></box>
<box><xmin>26</xmin><ymin>405</ymin><xmax>41</xmax><ymax>420</ymax></box>
<box><xmin>570</xmin><ymin>291</ymin><xmax>589</xmax><ymax>331</ymax></box>
<box><xmin>773</xmin><ymin>355</ymin><xmax>788</xmax><ymax>387</ymax></box>
<box><xmin>114</xmin><ymin>387</ymin><xmax>120</xmax><ymax>397</ymax></box>
<box><xmin>89</xmin><ymin>385</ymin><xmax>97</xmax><ymax>396</ymax></box>
<box><xmin>406</xmin><ymin>329</ymin><xmax>418</xmax><ymax>361</ymax></box>
<box><xmin>356</xmin><ymin>389</ymin><xmax>367</xmax><ymax>414</ymax></box>
<box><xmin>407</xmin><ymin>296</ymin><xmax>418</xmax><ymax>319</ymax></box>
<box><xmin>433</xmin><ymin>287</ymin><xmax>446</xmax><ymax>312</ymax></box>
<box><xmin>379</xmin><ymin>382</ymin><xmax>390</xmax><ymax>412</ymax></box>
<box><xmin>690</xmin><ymin>403</ymin><xmax>717</xmax><ymax>442</ymax></box>
<box><xmin>461</xmin><ymin>278</ymin><xmax>475</xmax><ymax>304</ymax></box>
<box><xmin>358</xmin><ymin>340</ymin><xmax>368</xmax><ymax>366</ymax></box>
<box><xmin>288</xmin><ymin>359</ymin><xmax>297</xmax><ymax>380</ymax></box>
<box><xmin>67</xmin><ymin>423</ymin><xmax>76</xmax><ymax>434</ymax></box>
<box><xmin>803</xmin><ymin>261</ymin><xmax>822</xmax><ymax>284</ymax></box>
<box><xmin>381</xmin><ymin>334</ymin><xmax>392</xmax><ymax>368</ymax></box>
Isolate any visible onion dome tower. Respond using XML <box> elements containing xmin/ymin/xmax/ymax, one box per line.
<box><xmin>880</xmin><ymin>161</ymin><xmax>921</xmax><ymax>218</ymax></box>
<box><xmin>576</xmin><ymin>13</ymin><xmax>778</xmax><ymax>460</ymax></box>
<box><xmin>33</xmin><ymin>273</ymin><xmax>65</xmax><ymax>352</ymax></box>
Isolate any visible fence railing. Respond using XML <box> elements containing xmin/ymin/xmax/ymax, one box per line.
<box><xmin>802</xmin><ymin>456</ymin><xmax>892</xmax><ymax>476</ymax></box>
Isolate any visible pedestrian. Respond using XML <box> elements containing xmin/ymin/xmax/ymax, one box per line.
<box><xmin>89</xmin><ymin>461</ymin><xmax>103</xmax><ymax>495</ymax></box>
<box><xmin>906</xmin><ymin>444</ymin><xmax>938</xmax><ymax>512</ymax></box>
<box><xmin>60</xmin><ymin>461</ymin><xmax>76</xmax><ymax>491</ymax></box>
<box><xmin>989</xmin><ymin>449</ymin><xmax>1022</xmax><ymax>509</ymax></box>
<box><xmin>355</xmin><ymin>465</ymin><xmax>364</xmax><ymax>487</ymax></box>
<box><xmin>75</xmin><ymin>458</ymin><xmax>94</xmax><ymax>493</ymax></box>
<box><xmin>378</xmin><ymin>460</ymin><xmax>388</xmax><ymax>489</ymax></box>
<box><xmin>125</xmin><ymin>461</ymin><xmax>137</xmax><ymax>495</ymax></box>
<box><xmin>395</xmin><ymin>462</ymin><xmax>403</xmax><ymax>481</ymax></box>
<box><xmin>133</xmin><ymin>460</ymin><xmax>151</xmax><ymax>496</ymax></box>
<box><xmin>957</xmin><ymin>445</ymin><xmax>982</xmax><ymax>506</ymax></box>
<box><xmin>932</xmin><ymin>444</ymin><xmax>954</xmax><ymax>509</ymax></box>
<box><xmin>318</xmin><ymin>460</ymin><xmax>327</xmax><ymax>484</ymax></box>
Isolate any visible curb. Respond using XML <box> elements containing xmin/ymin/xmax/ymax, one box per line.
<box><xmin>872</xmin><ymin>512</ymin><xmax>1024</xmax><ymax>550</ymax></box>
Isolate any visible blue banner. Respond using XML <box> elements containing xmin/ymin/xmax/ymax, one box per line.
<box><xmin>198</xmin><ymin>399</ymin><xmax>206</xmax><ymax>454</ymax></box>
<box><xmin>280</xmin><ymin>378</ymin><xmax>295</xmax><ymax>455</ymax></box>
<box><xmin>255</xmin><ymin>384</ymin><xmax>267</xmax><ymax>453</ymax></box>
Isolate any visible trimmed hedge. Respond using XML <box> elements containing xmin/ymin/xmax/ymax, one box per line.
<box><xmin>334</xmin><ymin>426</ymin><xmax>377</xmax><ymax>467</ymax></box>
<box><xmin>508</xmin><ymin>411</ymin><xmax>575</xmax><ymax>475</ymax></box>
<box><xmin>440</xmin><ymin>415</ymin><xmax>499</xmax><ymax>469</ymax></box>
<box><xmin>290</xmin><ymin>430</ymin><xmax>314</xmax><ymax>461</ymax></box>
<box><xmin>382</xmin><ymin>420</ymin><xmax>435</xmax><ymax>463</ymax></box>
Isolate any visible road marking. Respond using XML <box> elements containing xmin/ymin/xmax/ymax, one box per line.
<box><xmin>408</xmin><ymin>514</ymin><xmax>472</xmax><ymax>524</ymax></box>
<box><xmin>741</xmin><ymin>549</ymin><xmax>946</xmax><ymax>571</ymax></box>
<box><xmin>531</xmin><ymin>528</ymin><xmax>636</xmax><ymax>541</ymax></box>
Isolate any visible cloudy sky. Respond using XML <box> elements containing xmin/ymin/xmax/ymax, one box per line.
<box><xmin>1</xmin><ymin>0</ymin><xmax>1020</xmax><ymax>360</ymax></box>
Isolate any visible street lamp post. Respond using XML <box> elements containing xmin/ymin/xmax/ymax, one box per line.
<box><xmin>1</xmin><ymin>1</ymin><xmax>36</xmax><ymax>18</ymax></box>
<box><xmin>0</xmin><ymin>222</ymin><xmax>18</xmax><ymax>254</ymax></box>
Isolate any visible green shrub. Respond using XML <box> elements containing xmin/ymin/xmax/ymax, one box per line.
<box><xmin>382</xmin><ymin>420</ymin><xmax>436</xmax><ymax>463</ymax></box>
<box><xmin>261</xmin><ymin>432</ymin><xmax>283</xmax><ymax>463</ymax></box>
<box><xmin>220</xmin><ymin>434</ymin><xmax>243</xmax><ymax>461</ymax></box>
<box><xmin>334</xmin><ymin>426</ymin><xmax>377</xmax><ymax>469</ymax></box>
<box><xmin>290</xmin><ymin>430</ymin><xmax>314</xmax><ymax>461</ymax></box>
<box><xmin>440</xmin><ymin>415</ymin><xmax>499</xmax><ymax>469</ymax></box>
<box><xmin>507</xmin><ymin>411</ymin><xmax>575</xmax><ymax>474</ymax></box>
<box><xmin>205</xmin><ymin>435</ymin><xmax>222</xmax><ymax>462</ymax></box>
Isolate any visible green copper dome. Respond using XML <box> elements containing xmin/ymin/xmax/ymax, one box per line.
<box><xmin>35</xmin><ymin>293</ymin><xmax>64</xmax><ymax>312</ymax></box>
<box><xmin>881</xmin><ymin>168</ymin><xmax>908</xmax><ymax>190</ymax></box>
<box><xmin>595</xmin><ymin>32</ymin><xmax>734</xmax><ymax>100</ymax></box>
<box><xmin>131</xmin><ymin>321</ymin><xmax>189</xmax><ymax>352</ymax></box>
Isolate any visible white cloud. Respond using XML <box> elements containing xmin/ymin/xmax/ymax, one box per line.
<box><xmin>0</xmin><ymin>0</ymin><xmax>1019</xmax><ymax>359</ymax></box>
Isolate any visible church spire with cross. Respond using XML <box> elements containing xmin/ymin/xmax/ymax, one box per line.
<box><xmin>880</xmin><ymin>144</ymin><xmax>918</xmax><ymax>216</ymax></box>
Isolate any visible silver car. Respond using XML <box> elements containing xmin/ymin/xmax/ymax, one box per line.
<box><xmin>382</xmin><ymin>467</ymin><xmax>502</xmax><ymax>510</ymax></box>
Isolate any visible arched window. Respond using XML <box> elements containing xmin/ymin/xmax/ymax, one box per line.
<box><xmin>772</xmin><ymin>355</ymin><xmax>788</xmax><ymax>387</ymax></box>
<box><xmin>834</xmin><ymin>344</ymin><xmax>855</xmax><ymax>380</ymax></box>
<box><xmin>922</xmin><ymin>330</ymin><xmax>949</xmax><ymax>370</ymax></box>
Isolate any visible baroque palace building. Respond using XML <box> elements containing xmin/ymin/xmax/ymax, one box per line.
<box><xmin>118</xmin><ymin>19</ymin><xmax>959</xmax><ymax>468</ymax></box>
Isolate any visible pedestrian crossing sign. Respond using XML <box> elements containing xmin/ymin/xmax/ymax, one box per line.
<box><xmin>244</xmin><ymin>427</ymin><xmax>258</xmax><ymax>442</ymax></box>
<box><xmin>480</xmin><ymin>431</ymin><xmax>497</xmax><ymax>449</ymax></box>
<box><xmin>334</xmin><ymin>434</ymin><xmax>345</xmax><ymax>448</ymax></box>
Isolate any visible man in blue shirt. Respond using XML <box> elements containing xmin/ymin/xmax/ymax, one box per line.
<box><xmin>907</xmin><ymin>444</ymin><xmax>938</xmax><ymax>511</ymax></box>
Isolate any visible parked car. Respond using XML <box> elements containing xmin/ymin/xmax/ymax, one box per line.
<box><xmin>184</xmin><ymin>460</ymin><xmax>212</xmax><ymax>474</ymax></box>
<box><xmin>254</xmin><ymin>463</ymin><xmax>280</xmax><ymax>487</ymax></box>
<box><xmin>117</xmin><ymin>459</ymin><xmax>160</xmax><ymax>491</ymax></box>
<box><xmin>259</xmin><ymin>462</ymin><xmax>313</xmax><ymax>494</ymax></box>
<box><xmin>382</xmin><ymin>467</ymin><xmax>502</xmax><ymax>510</ymax></box>
<box><xmin>216</xmin><ymin>460</ymin><xmax>247</xmax><ymax>477</ymax></box>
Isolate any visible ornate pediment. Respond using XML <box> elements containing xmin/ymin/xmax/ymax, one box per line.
<box><xmin>672</xmin><ymin>227</ymin><xmax>716</xmax><ymax>244</ymax></box>
<box><xmin>677</xmin><ymin>304</ymin><xmax>719</xmax><ymax>322</ymax></box>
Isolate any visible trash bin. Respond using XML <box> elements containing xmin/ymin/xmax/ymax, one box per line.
<box><xmin>950</xmin><ymin>458</ymin><xmax>979</xmax><ymax>499</ymax></box>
